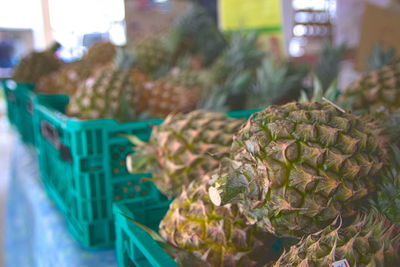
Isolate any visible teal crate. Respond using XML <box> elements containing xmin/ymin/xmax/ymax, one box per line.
<box><xmin>114</xmin><ymin>197</ymin><xmax>287</xmax><ymax>267</ymax></box>
<box><xmin>1</xmin><ymin>80</ymin><xmax>19</xmax><ymax>127</ymax></box>
<box><xmin>114</xmin><ymin>197</ymin><xmax>177</xmax><ymax>267</ymax></box>
<box><xmin>34</xmin><ymin>94</ymin><xmax>164</xmax><ymax>248</ymax></box>
<box><xmin>1</xmin><ymin>80</ymin><xmax>36</xmax><ymax>145</ymax></box>
<box><xmin>33</xmin><ymin>95</ymin><xmax>259</xmax><ymax>248</ymax></box>
<box><xmin>16</xmin><ymin>82</ymin><xmax>36</xmax><ymax>145</ymax></box>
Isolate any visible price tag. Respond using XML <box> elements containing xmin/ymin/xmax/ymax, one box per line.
<box><xmin>332</xmin><ymin>259</ymin><xmax>350</xmax><ymax>267</ymax></box>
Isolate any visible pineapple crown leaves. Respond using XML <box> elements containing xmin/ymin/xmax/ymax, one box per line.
<box><xmin>197</xmin><ymin>85</ymin><xmax>230</xmax><ymax>112</ymax></box>
<box><xmin>314</xmin><ymin>42</ymin><xmax>347</xmax><ymax>92</ymax></box>
<box><xmin>220</xmin><ymin>31</ymin><xmax>264</xmax><ymax>75</ymax></box>
<box><xmin>168</xmin><ymin>3</ymin><xmax>226</xmax><ymax>66</ymax></box>
<box><xmin>199</xmin><ymin>70</ymin><xmax>253</xmax><ymax>111</ymax></box>
<box><xmin>372</xmin><ymin>145</ymin><xmax>400</xmax><ymax>225</ymax></box>
<box><xmin>248</xmin><ymin>56</ymin><xmax>308</xmax><ymax>108</ymax></box>
<box><xmin>122</xmin><ymin>214</ymin><xmax>206</xmax><ymax>266</ymax></box>
<box><xmin>199</xmin><ymin>31</ymin><xmax>265</xmax><ymax>111</ymax></box>
<box><xmin>120</xmin><ymin>134</ymin><xmax>158</xmax><ymax>174</ymax></box>
<box><xmin>299</xmin><ymin>75</ymin><xmax>341</xmax><ymax>104</ymax></box>
<box><xmin>367</xmin><ymin>43</ymin><xmax>398</xmax><ymax>71</ymax></box>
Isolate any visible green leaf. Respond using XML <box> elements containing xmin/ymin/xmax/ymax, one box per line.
<box><xmin>311</xmin><ymin>76</ymin><xmax>323</xmax><ymax>102</ymax></box>
<box><xmin>324</xmin><ymin>79</ymin><xmax>339</xmax><ymax>101</ymax></box>
<box><xmin>299</xmin><ymin>90</ymin><xmax>309</xmax><ymax>103</ymax></box>
<box><xmin>315</xmin><ymin>43</ymin><xmax>346</xmax><ymax>91</ymax></box>
<box><xmin>367</xmin><ymin>43</ymin><xmax>398</xmax><ymax>70</ymax></box>
<box><xmin>120</xmin><ymin>134</ymin><xmax>147</xmax><ymax>147</ymax></box>
<box><xmin>122</xmin><ymin>214</ymin><xmax>166</xmax><ymax>242</ymax></box>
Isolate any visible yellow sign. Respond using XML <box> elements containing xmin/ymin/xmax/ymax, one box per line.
<box><xmin>218</xmin><ymin>0</ymin><xmax>282</xmax><ymax>32</ymax></box>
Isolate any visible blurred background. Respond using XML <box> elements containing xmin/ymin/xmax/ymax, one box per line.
<box><xmin>1</xmin><ymin>0</ymin><xmax>400</xmax><ymax>266</ymax></box>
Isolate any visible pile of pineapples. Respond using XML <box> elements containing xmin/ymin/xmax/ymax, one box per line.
<box><xmin>13</xmin><ymin>2</ymin><xmax>312</xmax><ymax>123</ymax></box>
<box><xmin>122</xmin><ymin>55</ymin><xmax>400</xmax><ymax>266</ymax></box>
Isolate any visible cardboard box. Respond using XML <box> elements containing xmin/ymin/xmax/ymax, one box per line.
<box><xmin>355</xmin><ymin>3</ymin><xmax>400</xmax><ymax>71</ymax></box>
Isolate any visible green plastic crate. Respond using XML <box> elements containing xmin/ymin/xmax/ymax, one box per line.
<box><xmin>1</xmin><ymin>80</ymin><xmax>36</xmax><ymax>145</ymax></box>
<box><xmin>114</xmin><ymin>196</ymin><xmax>287</xmax><ymax>267</ymax></box>
<box><xmin>1</xmin><ymin>80</ymin><xmax>19</xmax><ymax>127</ymax></box>
<box><xmin>16</xmin><ymin>82</ymin><xmax>36</xmax><ymax>145</ymax></box>
<box><xmin>34</xmin><ymin>94</ymin><xmax>165</xmax><ymax>248</ymax></box>
<box><xmin>33</xmin><ymin>94</ymin><xmax>259</xmax><ymax>248</ymax></box>
<box><xmin>114</xmin><ymin>196</ymin><xmax>177</xmax><ymax>267</ymax></box>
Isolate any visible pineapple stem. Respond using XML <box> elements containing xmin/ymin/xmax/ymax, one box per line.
<box><xmin>322</xmin><ymin>97</ymin><xmax>346</xmax><ymax>113</ymax></box>
<box><xmin>119</xmin><ymin>134</ymin><xmax>148</xmax><ymax>146</ymax></box>
<box><xmin>209</xmin><ymin>171</ymin><xmax>248</xmax><ymax>206</ymax></box>
<box><xmin>126</xmin><ymin>153</ymin><xmax>156</xmax><ymax>174</ymax></box>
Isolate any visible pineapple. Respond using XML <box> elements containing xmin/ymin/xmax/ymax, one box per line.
<box><xmin>372</xmin><ymin>145</ymin><xmax>400</xmax><ymax>225</ymax></box>
<box><xmin>272</xmin><ymin>211</ymin><xmax>400</xmax><ymax>267</ymax></box>
<box><xmin>248</xmin><ymin>56</ymin><xmax>308</xmax><ymax>108</ymax></box>
<box><xmin>131</xmin><ymin>72</ymin><xmax>201</xmax><ymax>118</ymax></box>
<box><xmin>160</xmin><ymin>67</ymin><xmax>207</xmax><ymax>89</ymax></box>
<box><xmin>67</xmin><ymin>66</ymin><xmax>136</xmax><ymax>121</ymax></box>
<box><xmin>209</xmin><ymin>102</ymin><xmax>389</xmax><ymax>238</ymax></box>
<box><xmin>36</xmin><ymin>60</ymin><xmax>91</xmax><ymax>95</ymax></box>
<box><xmin>208</xmin><ymin>32</ymin><xmax>263</xmax><ymax>84</ymax></box>
<box><xmin>84</xmin><ymin>41</ymin><xmax>117</xmax><ymax>68</ymax></box>
<box><xmin>12</xmin><ymin>42</ymin><xmax>63</xmax><ymax>84</ymax></box>
<box><xmin>126</xmin><ymin>110</ymin><xmax>244</xmax><ymax>197</ymax></box>
<box><xmin>198</xmin><ymin>32</ymin><xmax>264</xmax><ymax>111</ymax></box>
<box><xmin>36</xmin><ymin>42</ymin><xmax>121</xmax><ymax>95</ymax></box>
<box><xmin>124</xmin><ymin>218</ymin><xmax>207</xmax><ymax>266</ymax></box>
<box><xmin>339</xmin><ymin>62</ymin><xmax>400</xmax><ymax>113</ymax></box>
<box><xmin>133</xmin><ymin>36</ymin><xmax>172</xmax><ymax>75</ymax></box>
<box><xmin>159</xmin><ymin>169</ymin><xmax>280</xmax><ymax>267</ymax></box>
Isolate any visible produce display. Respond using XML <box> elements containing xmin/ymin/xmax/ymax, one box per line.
<box><xmin>340</xmin><ymin>62</ymin><xmax>400</xmax><ymax>113</ymax></box>
<box><xmin>7</xmin><ymin>1</ymin><xmax>400</xmax><ymax>266</ymax></box>
<box><xmin>36</xmin><ymin>41</ymin><xmax>117</xmax><ymax>95</ymax></box>
<box><xmin>159</xmin><ymin>170</ymin><xmax>279</xmax><ymax>267</ymax></box>
<box><xmin>66</xmin><ymin>67</ymin><xmax>136</xmax><ymax>121</ymax></box>
<box><xmin>133</xmin><ymin>36</ymin><xmax>172</xmax><ymax>74</ymax></box>
<box><xmin>209</xmin><ymin>102</ymin><xmax>389</xmax><ymax>237</ymax></box>
<box><xmin>130</xmin><ymin>68</ymin><xmax>202</xmax><ymax>118</ymax></box>
<box><xmin>273</xmin><ymin>211</ymin><xmax>400</xmax><ymax>266</ymax></box>
<box><xmin>126</xmin><ymin>110</ymin><xmax>245</xmax><ymax>197</ymax></box>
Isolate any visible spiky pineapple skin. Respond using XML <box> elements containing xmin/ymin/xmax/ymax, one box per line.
<box><xmin>67</xmin><ymin>67</ymin><xmax>136</xmax><ymax>121</ymax></box>
<box><xmin>340</xmin><ymin>62</ymin><xmax>400</xmax><ymax>113</ymax></box>
<box><xmin>12</xmin><ymin>48</ymin><xmax>63</xmax><ymax>84</ymax></box>
<box><xmin>212</xmin><ymin>102</ymin><xmax>388</xmax><ymax>238</ymax></box>
<box><xmin>272</xmin><ymin>212</ymin><xmax>400</xmax><ymax>267</ymax></box>
<box><xmin>37</xmin><ymin>42</ymin><xmax>117</xmax><ymax>95</ymax></box>
<box><xmin>161</xmin><ymin>67</ymin><xmax>206</xmax><ymax>89</ymax></box>
<box><xmin>127</xmin><ymin>110</ymin><xmax>244</xmax><ymax>197</ymax></box>
<box><xmin>37</xmin><ymin>60</ymin><xmax>93</xmax><ymax>95</ymax></box>
<box><xmin>134</xmin><ymin>37</ymin><xmax>171</xmax><ymax>74</ymax></box>
<box><xmin>159</xmin><ymin>172</ymin><xmax>278</xmax><ymax>267</ymax></box>
<box><xmin>84</xmin><ymin>41</ymin><xmax>117</xmax><ymax>68</ymax></box>
<box><xmin>133</xmin><ymin>78</ymin><xmax>200</xmax><ymax>118</ymax></box>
